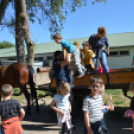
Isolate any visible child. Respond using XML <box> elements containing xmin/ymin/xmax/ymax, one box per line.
<box><xmin>124</xmin><ymin>82</ymin><xmax>134</xmax><ymax>133</ymax></box>
<box><xmin>80</xmin><ymin>41</ymin><xmax>95</xmax><ymax>74</ymax></box>
<box><xmin>82</xmin><ymin>76</ymin><xmax>113</xmax><ymax>134</ymax></box>
<box><xmin>53</xmin><ymin>33</ymin><xmax>86</xmax><ymax>78</ymax></box>
<box><xmin>50</xmin><ymin>81</ymin><xmax>71</xmax><ymax>134</ymax></box>
<box><xmin>99</xmin><ymin>84</ymin><xmax>114</xmax><ymax>134</ymax></box>
<box><xmin>0</xmin><ymin>84</ymin><xmax>25</xmax><ymax>134</ymax></box>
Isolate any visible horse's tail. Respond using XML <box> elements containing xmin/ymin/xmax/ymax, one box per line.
<box><xmin>27</xmin><ymin>64</ymin><xmax>39</xmax><ymax>112</ymax></box>
<box><xmin>27</xmin><ymin>65</ymin><xmax>36</xmax><ymax>97</ymax></box>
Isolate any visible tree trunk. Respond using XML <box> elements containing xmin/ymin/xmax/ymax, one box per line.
<box><xmin>0</xmin><ymin>0</ymin><xmax>9</xmax><ymax>23</ymax></box>
<box><xmin>19</xmin><ymin>0</ymin><xmax>34</xmax><ymax>65</ymax></box>
<box><xmin>15</xmin><ymin>0</ymin><xmax>26</xmax><ymax>63</ymax></box>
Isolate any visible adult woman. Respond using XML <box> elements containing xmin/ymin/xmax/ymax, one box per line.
<box><xmin>88</xmin><ymin>27</ymin><xmax>110</xmax><ymax>73</ymax></box>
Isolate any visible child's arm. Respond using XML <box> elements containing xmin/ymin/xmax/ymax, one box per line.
<box><xmin>68</xmin><ymin>100</ymin><xmax>71</xmax><ymax>113</ymax></box>
<box><xmin>50</xmin><ymin>100</ymin><xmax>64</xmax><ymax>116</ymax></box>
<box><xmin>19</xmin><ymin>108</ymin><xmax>25</xmax><ymax>121</ymax></box>
<box><xmin>60</xmin><ymin>52</ymin><xmax>71</xmax><ymax>67</ymax></box>
<box><xmin>89</xmin><ymin>50</ymin><xmax>95</xmax><ymax>58</ymax></box>
<box><xmin>105</xmin><ymin>96</ymin><xmax>112</xmax><ymax>105</ymax></box>
<box><xmin>84</xmin><ymin>111</ymin><xmax>94</xmax><ymax>134</ymax></box>
<box><xmin>101</xmin><ymin>104</ymin><xmax>114</xmax><ymax>111</ymax></box>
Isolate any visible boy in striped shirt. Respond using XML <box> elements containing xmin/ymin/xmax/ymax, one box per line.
<box><xmin>82</xmin><ymin>76</ymin><xmax>111</xmax><ymax>134</ymax></box>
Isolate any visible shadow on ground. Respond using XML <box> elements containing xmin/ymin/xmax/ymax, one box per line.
<box><xmin>21</xmin><ymin>103</ymin><xmax>133</xmax><ymax>134</ymax></box>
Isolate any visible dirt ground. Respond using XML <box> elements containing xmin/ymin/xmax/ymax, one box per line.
<box><xmin>20</xmin><ymin>98</ymin><xmax>133</xmax><ymax>134</ymax></box>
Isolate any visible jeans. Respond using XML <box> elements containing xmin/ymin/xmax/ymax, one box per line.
<box><xmin>93</xmin><ymin>51</ymin><xmax>109</xmax><ymax>73</ymax></box>
<box><xmin>100</xmin><ymin>118</ymin><xmax>108</xmax><ymax>134</ymax></box>
<box><xmin>62</xmin><ymin>120</ymin><xmax>71</xmax><ymax>134</ymax></box>
<box><xmin>83</xmin><ymin>121</ymin><xmax>102</xmax><ymax>134</ymax></box>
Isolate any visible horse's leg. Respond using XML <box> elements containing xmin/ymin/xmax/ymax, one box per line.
<box><xmin>30</xmin><ymin>83</ymin><xmax>39</xmax><ymax>113</ymax></box>
<box><xmin>23</xmin><ymin>85</ymin><xmax>31</xmax><ymax>114</ymax></box>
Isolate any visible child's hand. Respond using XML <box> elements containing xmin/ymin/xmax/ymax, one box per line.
<box><xmin>108</xmin><ymin>104</ymin><xmax>114</xmax><ymax>111</ymax></box>
<box><xmin>58</xmin><ymin>109</ymin><xmax>64</xmax><ymax>116</ymax></box>
<box><xmin>89</xmin><ymin>54</ymin><xmax>93</xmax><ymax>58</ymax></box>
<box><xmin>108</xmin><ymin>96</ymin><xmax>112</xmax><ymax>101</ymax></box>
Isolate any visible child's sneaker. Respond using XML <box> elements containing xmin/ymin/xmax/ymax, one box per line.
<box><xmin>77</xmin><ymin>71</ymin><xmax>84</xmax><ymax>78</ymax></box>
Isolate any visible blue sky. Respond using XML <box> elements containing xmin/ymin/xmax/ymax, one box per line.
<box><xmin>0</xmin><ymin>0</ymin><xmax>134</xmax><ymax>44</ymax></box>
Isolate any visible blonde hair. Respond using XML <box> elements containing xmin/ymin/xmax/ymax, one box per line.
<box><xmin>0</xmin><ymin>84</ymin><xmax>13</xmax><ymax>97</ymax></box>
<box><xmin>97</xmin><ymin>27</ymin><xmax>107</xmax><ymax>35</ymax></box>
<box><xmin>130</xmin><ymin>82</ymin><xmax>134</xmax><ymax>91</ymax></box>
<box><xmin>57</xmin><ymin>81</ymin><xmax>70</xmax><ymax>94</ymax></box>
<box><xmin>53</xmin><ymin>33</ymin><xmax>62</xmax><ymax>40</ymax></box>
<box><xmin>73</xmin><ymin>41</ymin><xmax>80</xmax><ymax>49</ymax></box>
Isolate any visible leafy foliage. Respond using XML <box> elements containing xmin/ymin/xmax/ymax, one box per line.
<box><xmin>0</xmin><ymin>0</ymin><xmax>88</xmax><ymax>37</ymax></box>
<box><xmin>0</xmin><ymin>41</ymin><xmax>15</xmax><ymax>49</ymax></box>
<box><xmin>0</xmin><ymin>0</ymin><xmax>106</xmax><ymax>37</ymax></box>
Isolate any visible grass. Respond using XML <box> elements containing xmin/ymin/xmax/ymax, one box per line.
<box><xmin>103</xmin><ymin>89</ymin><xmax>133</xmax><ymax>107</ymax></box>
<box><xmin>9</xmin><ymin>88</ymin><xmax>133</xmax><ymax>109</ymax></box>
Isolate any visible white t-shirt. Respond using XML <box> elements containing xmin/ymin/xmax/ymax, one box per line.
<box><xmin>53</xmin><ymin>93</ymin><xmax>70</xmax><ymax>111</ymax></box>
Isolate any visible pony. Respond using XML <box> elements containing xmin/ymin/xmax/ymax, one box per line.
<box><xmin>0</xmin><ymin>62</ymin><xmax>39</xmax><ymax>114</ymax></box>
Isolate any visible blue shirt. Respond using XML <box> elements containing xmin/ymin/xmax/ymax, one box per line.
<box><xmin>88</xmin><ymin>34</ymin><xmax>109</xmax><ymax>51</ymax></box>
<box><xmin>53</xmin><ymin>93</ymin><xmax>70</xmax><ymax>110</ymax></box>
<box><xmin>61</xmin><ymin>39</ymin><xmax>76</xmax><ymax>53</ymax></box>
<box><xmin>52</xmin><ymin>59</ymin><xmax>74</xmax><ymax>88</ymax></box>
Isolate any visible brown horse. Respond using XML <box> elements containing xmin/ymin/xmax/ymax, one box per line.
<box><xmin>0</xmin><ymin>62</ymin><xmax>39</xmax><ymax>114</ymax></box>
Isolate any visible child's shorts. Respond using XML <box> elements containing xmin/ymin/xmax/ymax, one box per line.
<box><xmin>83</xmin><ymin>121</ymin><xmax>102</xmax><ymax>134</ymax></box>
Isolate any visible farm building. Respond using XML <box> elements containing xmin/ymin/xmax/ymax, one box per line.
<box><xmin>0</xmin><ymin>32</ymin><xmax>134</xmax><ymax>69</ymax></box>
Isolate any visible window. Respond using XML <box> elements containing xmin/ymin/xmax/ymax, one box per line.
<box><xmin>38</xmin><ymin>57</ymin><xmax>43</xmax><ymax>61</ymax></box>
<box><xmin>47</xmin><ymin>56</ymin><xmax>53</xmax><ymax>60</ymax></box>
<box><xmin>34</xmin><ymin>57</ymin><xmax>38</xmax><ymax>61</ymax></box>
<box><xmin>120</xmin><ymin>51</ymin><xmax>129</xmax><ymax>56</ymax></box>
<box><xmin>109</xmin><ymin>51</ymin><xmax>118</xmax><ymax>56</ymax></box>
<box><xmin>109</xmin><ymin>50</ymin><xmax>129</xmax><ymax>57</ymax></box>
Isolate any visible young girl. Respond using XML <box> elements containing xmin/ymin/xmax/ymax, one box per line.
<box><xmin>99</xmin><ymin>84</ymin><xmax>114</xmax><ymax>134</ymax></box>
<box><xmin>50</xmin><ymin>81</ymin><xmax>71</xmax><ymax>134</ymax></box>
<box><xmin>124</xmin><ymin>82</ymin><xmax>134</xmax><ymax>133</ymax></box>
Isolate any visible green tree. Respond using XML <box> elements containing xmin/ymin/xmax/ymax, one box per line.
<box><xmin>0</xmin><ymin>41</ymin><xmax>14</xmax><ymax>49</ymax></box>
<box><xmin>0</xmin><ymin>0</ymin><xmax>106</xmax><ymax>64</ymax></box>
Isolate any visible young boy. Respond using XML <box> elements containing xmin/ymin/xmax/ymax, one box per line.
<box><xmin>0</xmin><ymin>84</ymin><xmax>25</xmax><ymax>134</ymax></box>
<box><xmin>80</xmin><ymin>41</ymin><xmax>95</xmax><ymax>74</ymax></box>
<box><xmin>50</xmin><ymin>81</ymin><xmax>71</xmax><ymax>134</ymax></box>
<box><xmin>53</xmin><ymin>33</ymin><xmax>86</xmax><ymax>78</ymax></box>
<box><xmin>82</xmin><ymin>76</ymin><xmax>112</xmax><ymax>134</ymax></box>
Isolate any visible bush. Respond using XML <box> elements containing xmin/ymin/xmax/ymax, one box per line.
<box><xmin>0</xmin><ymin>41</ymin><xmax>15</xmax><ymax>49</ymax></box>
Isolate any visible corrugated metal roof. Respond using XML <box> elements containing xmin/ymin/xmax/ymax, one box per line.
<box><xmin>0</xmin><ymin>32</ymin><xmax>134</xmax><ymax>57</ymax></box>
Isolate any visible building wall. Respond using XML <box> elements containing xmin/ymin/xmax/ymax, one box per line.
<box><xmin>108</xmin><ymin>47</ymin><xmax>134</xmax><ymax>69</ymax></box>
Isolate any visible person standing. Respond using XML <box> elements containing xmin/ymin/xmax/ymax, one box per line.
<box><xmin>88</xmin><ymin>27</ymin><xmax>110</xmax><ymax>73</ymax></box>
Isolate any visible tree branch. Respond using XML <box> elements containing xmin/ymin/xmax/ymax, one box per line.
<box><xmin>0</xmin><ymin>0</ymin><xmax>9</xmax><ymax>23</ymax></box>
